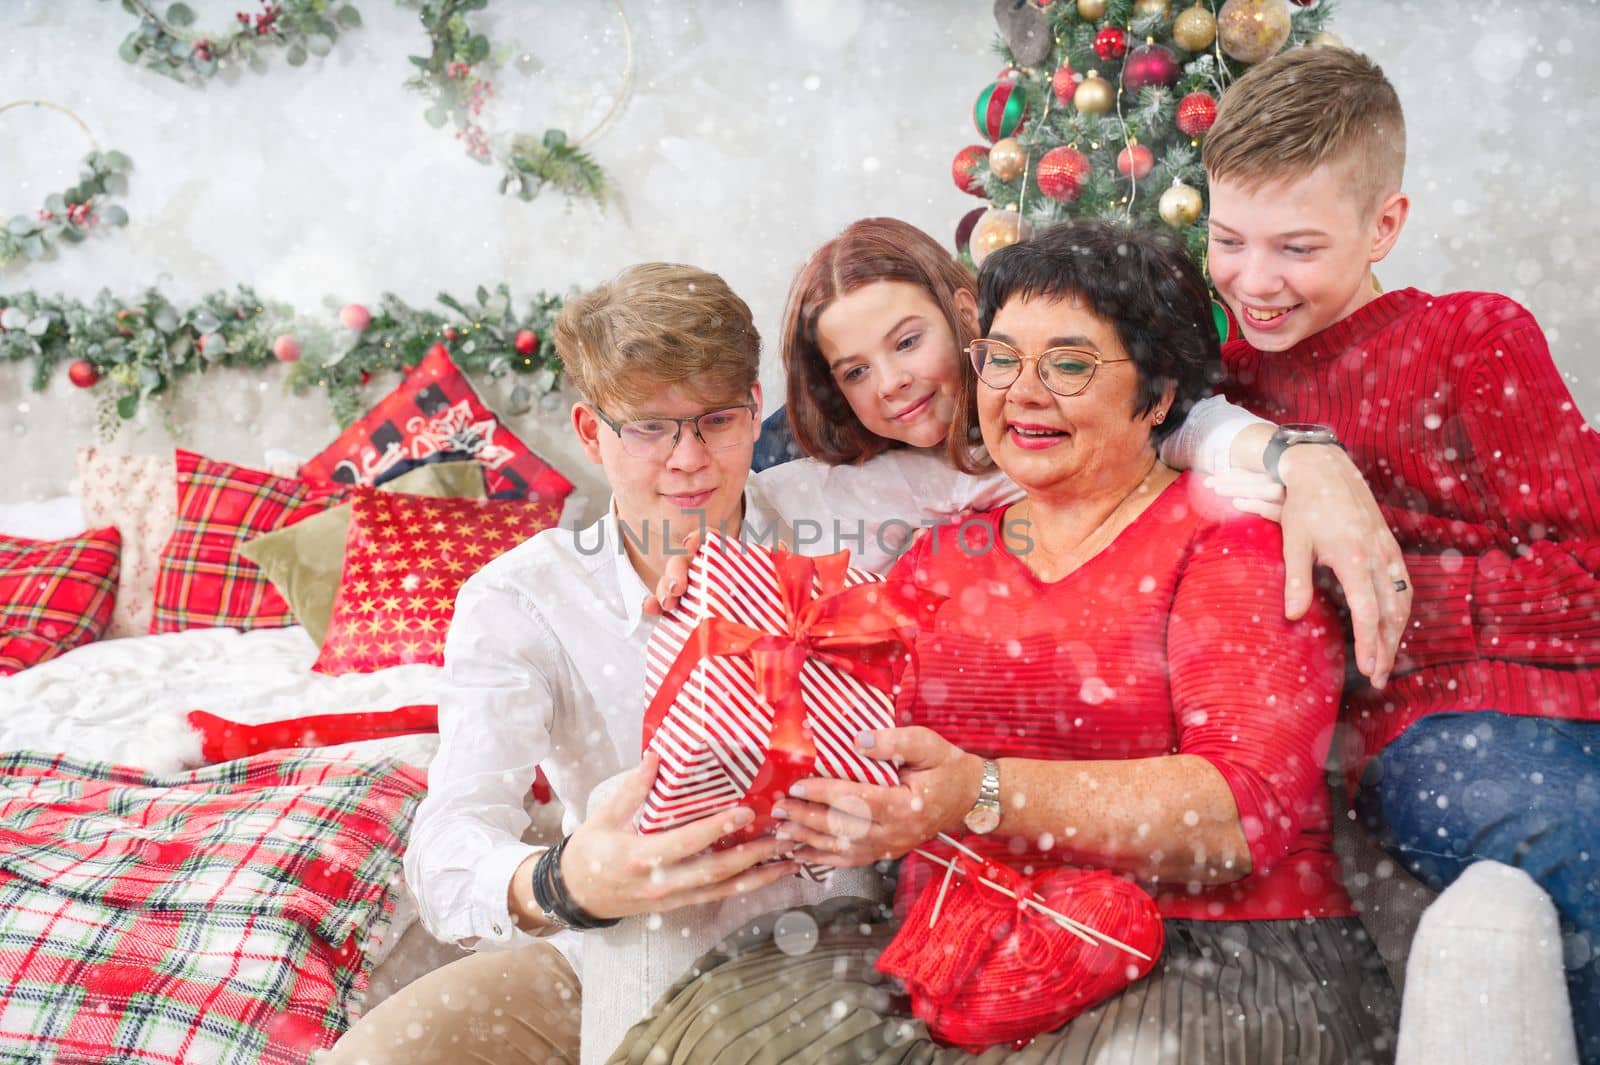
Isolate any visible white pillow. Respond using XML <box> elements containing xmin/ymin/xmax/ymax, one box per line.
<box><xmin>0</xmin><ymin>495</ymin><xmax>86</xmax><ymax>540</ymax></box>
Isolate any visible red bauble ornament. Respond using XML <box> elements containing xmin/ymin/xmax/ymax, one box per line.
<box><xmin>1093</xmin><ymin>26</ymin><xmax>1128</xmax><ymax>61</ymax></box>
<box><xmin>1036</xmin><ymin>147</ymin><xmax>1091</xmax><ymax>202</ymax></box>
<box><xmin>272</xmin><ymin>335</ymin><xmax>301</xmax><ymax>363</ymax></box>
<box><xmin>1122</xmin><ymin>44</ymin><xmax>1181</xmax><ymax>91</ymax></box>
<box><xmin>1116</xmin><ymin>143</ymin><xmax>1155</xmax><ymax>180</ymax></box>
<box><xmin>952</xmin><ymin>144</ymin><xmax>991</xmax><ymax>196</ymax></box>
<box><xmin>67</xmin><ymin>360</ymin><xmax>100</xmax><ymax>388</ymax></box>
<box><xmin>1051</xmin><ymin>63</ymin><xmax>1081</xmax><ymax>105</ymax></box>
<box><xmin>1176</xmin><ymin>92</ymin><xmax>1219</xmax><ymax>137</ymax></box>
<box><xmin>340</xmin><ymin>303</ymin><xmax>372</xmax><ymax>331</ymax></box>
<box><xmin>954</xmin><ymin>206</ymin><xmax>987</xmax><ymax>253</ymax></box>
<box><xmin>443</xmin><ymin>327</ymin><xmax>460</xmax><ymax>342</ymax></box>
<box><xmin>515</xmin><ymin>329</ymin><xmax>538</xmax><ymax>356</ymax></box>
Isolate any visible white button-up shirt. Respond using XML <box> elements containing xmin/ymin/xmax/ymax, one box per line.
<box><xmin>404</xmin><ymin>395</ymin><xmax>1262</xmax><ymax>963</ymax></box>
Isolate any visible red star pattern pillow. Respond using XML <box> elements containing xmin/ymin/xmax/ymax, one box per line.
<box><xmin>312</xmin><ymin>487</ymin><xmax>561</xmax><ymax>676</ymax></box>
<box><xmin>152</xmin><ymin>451</ymin><xmax>348</xmax><ymax>634</ymax></box>
<box><xmin>298</xmin><ymin>346</ymin><xmax>574</xmax><ymax>505</ymax></box>
<box><xmin>1</xmin><ymin>528</ymin><xmax>121</xmax><ymax>674</ymax></box>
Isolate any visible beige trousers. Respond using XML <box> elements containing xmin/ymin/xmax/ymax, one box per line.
<box><xmin>318</xmin><ymin>940</ymin><xmax>580</xmax><ymax>1065</ymax></box>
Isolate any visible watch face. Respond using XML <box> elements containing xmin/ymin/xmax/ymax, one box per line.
<box><xmin>964</xmin><ymin>805</ymin><xmax>1001</xmax><ymax>835</ymax></box>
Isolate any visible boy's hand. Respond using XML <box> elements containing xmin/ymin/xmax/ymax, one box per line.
<box><xmin>772</xmin><ymin>727</ymin><xmax>981</xmax><ymax>868</ymax></box>
<box><xmin>1272</xmin><ymin>445</ymin><xmax>1411</xmax><ymax>689</ymax></box>
<box><xmin>560</xmin><ymin>754</ymin><xmax>796</xmax><ymax>920</ymax></box>
<box><xmin>642</xmin><ymin>530</ymin><xmax>701</xmax><ymax>617</ymax></box>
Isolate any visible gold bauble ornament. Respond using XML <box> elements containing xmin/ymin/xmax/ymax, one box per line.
<box><xmin>970</xmin><ymin>208</ymin><xmax>1033</xmax><ymax>269</ymax></box>
<box><xmin>1076</xmin><ymin>0</ymin><xmax>1108</xmax><ymax>21</ymax></box>
<box><xmin>1133</xmin><ymin>0</ymin><xmax>1171</xmax><ymax>19</ymax></box>
<box><xmin>1158</xmin><ymin>182</ymin><xmax>1204</xmax><ymax>228</ymax></box>
<box><xmin>1310</xmin><ymin>30</ymin><xmax>1345</xmax><ymax>48</ymax></box>
<box><xmin>1172</xmin><ymin>3</ymin><xmax>1218</xmax><ymax>51</ymax></box>
<box><xmin>1216</xmin><ymin>0</ymin><xmax>1292</xmax><ymax>64</ymax></box>
<box><xmin>988</xmin><ymin>137</ymin><xmax>1027</xmax><ymax>182</ymax></box>
<box><xmin>1073</xmin><ymin>71</ymin><xmax>1115</xmax><ymax>115</ymax></box>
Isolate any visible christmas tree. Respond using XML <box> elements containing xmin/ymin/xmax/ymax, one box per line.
<box><xmin>954</xmin><ymin>0</ymin><xmax>1339</xmax><ymax>278</ymax></box>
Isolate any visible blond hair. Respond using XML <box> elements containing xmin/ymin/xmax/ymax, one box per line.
<box><xmin>552</xmin><ymin>263</ymin><xmax>760</xmax><ymax>411</ymax></box>
<box><xmin>1204</xmin><ymin>47</ymin><xmax>1405</xmax><ymax>216</ymax></box>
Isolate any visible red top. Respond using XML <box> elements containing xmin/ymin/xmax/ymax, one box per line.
<box><xmin>890</xmin><ymin>474</ymin><xmax>1354</xmax><ymax>922</ymax></box>
<box><xmin>1221</xmin><ymin>289</ymin><xmax>1600</xmax><ymax>772</ymax></box>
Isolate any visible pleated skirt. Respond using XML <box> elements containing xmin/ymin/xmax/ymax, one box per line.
<box><xmin>605</xmin><ymin>897</ymin><xmax>1399</xmax><ymax>1065</ymax></box>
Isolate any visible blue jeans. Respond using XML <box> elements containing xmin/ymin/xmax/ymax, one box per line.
<box><xmin>1357</xmin><ymin>711</ymin><xmax>1600</xmax><ymax>1064</ymax></box>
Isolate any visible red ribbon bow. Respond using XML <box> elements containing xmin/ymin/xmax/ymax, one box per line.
<box><xmin>642</xmin><ymin>543</ymin><xmax>944</xmax><ymax>845</ymax></box>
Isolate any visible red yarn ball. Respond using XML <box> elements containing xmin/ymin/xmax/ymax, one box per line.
<box><xmin>67</xmin><ymin>360</ymin><xmax>100</xmax><ymax>388</ymax></box>
<box><xmin>1036</xmin><ymin>146</ymin><xmax>1091</xmax><ymax>202</ymax></box>
<box><xmin>1176</xmin><ymin>92</ymin><xmax>1219</xmax><ymax>137</ymax></box>
<box><xmin>1122</xmin><ymin>44</ymin><xmax>1181</xmax><ymax>91</ymax></box>
<box><xmin>1116</xmin><ymin>144</ymin><xmax>1154</xmax><ymax>180</ymax></box>
<box><xmin>515</xmin><ymin>329</ymin><xmax>538</xmax><ymax>356</ymax></box>
<box><xmin>1051</xmin><ymin>63</ymin><xmax>1081</xmax><ymax>105</ymax></box>
<box><xmin>952</xmin><ymin>144</ymin><xmax>991</xmax><ymax>196</ymax></box>
<box><xmin>1093</xmin><ymin>26</ymin><xmax>1128</xmax><ymax>62</ymax></box>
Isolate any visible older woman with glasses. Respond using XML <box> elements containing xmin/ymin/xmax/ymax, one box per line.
<box><xmin>607</xmin><ymin>222</ymin><xmax>1399</xmax><ymax>1065</ymax></box>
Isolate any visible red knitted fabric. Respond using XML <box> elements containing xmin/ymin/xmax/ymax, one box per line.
<box><xmin>877</xmin><ymin>853</ymin><xmax>1164</xmax><ymax>1051</ymax></box>
<box><xmin>1220</xmin><ymin>289</ymin><xmax>1600</xmax><ymax>772</ymax></box>
<box><xmin>889</xmin><ymin>474</ymin><xmax>1353</xmax><ymax>922</ymax></box>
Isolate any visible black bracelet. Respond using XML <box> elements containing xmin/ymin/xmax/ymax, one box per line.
<box><xmin>531</xmin><ymin>836</ymin><xmax>620</xmax><ymax>931</ymax></box>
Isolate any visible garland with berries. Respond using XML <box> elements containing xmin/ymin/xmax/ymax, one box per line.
<box><xmin>112</xmin><ymin>0</ymin><xmax>363</xmax><ymax>81</ymax></box>
<box><xmin>956</xmin><ymin>0</ymin><xmax>1338</xmax><ymax>267</ymax></box>
<box><xmin>0</xmin><ymin>100</ymin><xmax>133</xmax><ymax>270</ymax></box>
<box><xmin>403</xmin><ymin>0</ymin><xmax>631</xmax><ymax>204</ymax></box>
<box><xmin>0</xmin><ymin>283</ymin><xmax>567</xmax><ymax>436</ymax></box>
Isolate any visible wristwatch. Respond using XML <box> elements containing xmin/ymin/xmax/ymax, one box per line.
<box><xmin>963</xmin><ymin>759</ymin><xmax>1002</xmax><ymax>835</ymax></box>
<box><xmin>1262</xmin><ymin>423</ymin><xmax>1344</xmax><ymax>485</ymax></box>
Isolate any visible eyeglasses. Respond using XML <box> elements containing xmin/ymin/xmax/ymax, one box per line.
<box><xmin>966</xmin><ymin>339</ymin><xmax>1132</xmax><ymax>398</ymax></box>
<box><xmin>592</xmin><ymin>402</ymin><xmax>758</xmax><ymax>461</ymax></box>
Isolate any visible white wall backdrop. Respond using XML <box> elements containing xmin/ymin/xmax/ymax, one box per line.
<box><xmin>3</xmin><ymin>0</ymin><xmax>1596</xmax><ymax>512</ymax></box>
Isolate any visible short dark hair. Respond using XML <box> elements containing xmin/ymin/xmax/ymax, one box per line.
<box><xmin>949</xmin><ymin>220</ymin><xmax>1220</xmax><ymax>472</ymax></box>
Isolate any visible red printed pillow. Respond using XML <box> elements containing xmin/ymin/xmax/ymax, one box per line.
<box><xmin>151</xmin><ymin>451</ymin><xmax>347</xmax><ymax>634</ymax></box>
<box><xmin>313</xmin><ymin>487</ymin><xmax>561</xmax><ymax>675</ymax></box>
<box><xmin>1</xmin><ymin>528</ymin><xmax>121</xmax><ymax>674</ymax></box>
<box><xmin>299</xmin><ymin>346</ymin><xmax>574</xmax><ymax>505</ymax></box>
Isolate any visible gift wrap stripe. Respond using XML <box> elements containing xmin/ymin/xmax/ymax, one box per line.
<box><xmin>639</xmin><ymin>536</ymin><xmax>899</xmax><ymax>834</ymax></box>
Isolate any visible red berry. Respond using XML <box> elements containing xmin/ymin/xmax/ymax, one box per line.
<box><xmin>68</xmin><ymin>360</ymin><xmax>100</xmax><ymax>388</ymax></box>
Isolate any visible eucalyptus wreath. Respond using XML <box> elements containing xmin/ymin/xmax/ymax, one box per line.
<box><xmin>0</xmin><ymin>101</ymin><xmax>132</xmax><ymax>270</ymax></box>
<box><xmin>112</xmin><ymin>0</ymin><xmax>363</xmax><ymax>82</ymax></box>
<box><xmin>404</xmin><ymin>0</ymin><xmax>630</xmax><ymax>204</ymax></box>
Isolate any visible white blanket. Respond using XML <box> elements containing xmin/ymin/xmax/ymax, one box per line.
<box><xmin>0</xmin><ymin>626</ymin><xmax>446</xmax><ymax>774</ymax></box>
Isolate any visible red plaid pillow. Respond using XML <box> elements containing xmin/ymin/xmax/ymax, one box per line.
<box><xmin>299</xmin><ymin>345</ymin><xmax>574</xmax><ymax>504</ymax></box>
<box><xmin>1</xmin><ymin>528</ymin><xmax>121</xmax><ymax>674</ymax></box>
<box><xmin>313</xmin><ymin>487</ymin><xmax>560</xmax><ymax>675</ymax></box>
<box><xmin>151</xmin><ymin>451</ymin><xmax>347</xmax><ymax>634</ymax></box>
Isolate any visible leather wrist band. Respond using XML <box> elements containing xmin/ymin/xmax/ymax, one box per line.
<box><xmin>531</xmin><ymin>836</ymin><xmax>620</xmax><ymax>931</ymax></box>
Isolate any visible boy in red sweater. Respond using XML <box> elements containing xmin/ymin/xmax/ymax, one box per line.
<box><xmin>1201</xmin><ymin>46</ymin><xmax>1600</xmax><ymax>1061</ymax></box>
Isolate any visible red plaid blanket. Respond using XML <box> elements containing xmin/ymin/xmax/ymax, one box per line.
<box><xmin>0</xmin><ymin>751</ymin><xmax>426</xmax><ymax>1065</ymax></box>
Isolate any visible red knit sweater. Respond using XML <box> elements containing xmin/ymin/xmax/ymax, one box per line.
<box><xmin>890</xmin><ymin>474</ymin><xmax>1354</xmax><ymax>922</ymax></box>
<box><xmin>1221</xmin><ymin>289</ymin><xmax>1600</xmax><ymax>770</ymax></box>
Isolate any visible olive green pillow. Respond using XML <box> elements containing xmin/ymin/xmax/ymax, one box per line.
<box><xmin>241</xmin><ymin>461</ymin><xmax>487</xmax><ymax>644</ymax></box>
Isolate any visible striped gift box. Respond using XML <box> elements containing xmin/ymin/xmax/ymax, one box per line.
<box><xmin>637</xmin><ymin>535</ymin><xmax>932</xmax><ymax>865</ymax></box>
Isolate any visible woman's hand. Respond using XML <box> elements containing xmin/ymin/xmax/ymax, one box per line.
<box><xmin>1208</xmin><ymin>447</ymin><xmax>1411</xmax><ymax>689</ymax></box>
<box><xmin>560</xmin><ymin>754</ymin><xmax>797</xmax><ymax>920</ymax></box>
<box><xmin>773</xmin><ymin>726</ymin><xmax>983</xmax><ymax>868</ymax></box>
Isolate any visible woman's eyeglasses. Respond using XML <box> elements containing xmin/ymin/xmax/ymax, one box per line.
<box><xmin>966</xmin><ymin>339</ymin><xmax>1131</xmax><ymax>398</ymax></box>
<box><xmin>592</xmin><ymin>402</ymin><xmax>758</xmax><ymax>461</ymax></box>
